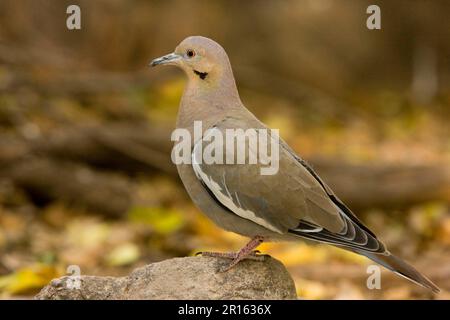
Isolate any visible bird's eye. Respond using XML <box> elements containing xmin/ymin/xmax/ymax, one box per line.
<box><xmin>186</xmin><ymin>49</ymin><xmax>195</xmax><ymax>58</ymax></box>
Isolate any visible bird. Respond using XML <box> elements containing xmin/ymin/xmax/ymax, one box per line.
<box><xmin>150</xmin><ymin>36</ymin><xmax>440</xmax><ymax>293</ymax></box>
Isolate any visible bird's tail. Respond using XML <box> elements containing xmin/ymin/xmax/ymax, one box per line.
<box><xmin>359</xmin><ymin>250</ymin><xmax>440</xmax><ymax>293</ymax></box>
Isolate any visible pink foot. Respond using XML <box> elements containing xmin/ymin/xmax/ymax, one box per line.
<box><xmin>196</xmin><ymin>236</ymin><xmax>266</xmax><ymax>272</ymax></box>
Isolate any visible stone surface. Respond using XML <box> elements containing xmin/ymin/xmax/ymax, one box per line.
<box><xmin>35</xmin><ymin>256</ymin><xmax>297</xmax><ymax>300</ymax></box>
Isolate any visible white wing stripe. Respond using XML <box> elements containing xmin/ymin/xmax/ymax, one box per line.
<box><xmin>192</xmin><ymin>138</ymin><xmax>283</xmax><ymax>234</ymax></box>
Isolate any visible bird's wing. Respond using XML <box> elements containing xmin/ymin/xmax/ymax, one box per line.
<box><xmin>191</xmin><ymin>116</ymin><xmax>385</xmax><ymax>253</ymax></box>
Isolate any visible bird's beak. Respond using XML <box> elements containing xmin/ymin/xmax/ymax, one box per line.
<box><xmin>150</xmin><ymin>52</ymin><xmax>181</xmax><ymax>67</ymax></box>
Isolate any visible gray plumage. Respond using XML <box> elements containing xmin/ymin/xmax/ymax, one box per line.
<box><xmin>151</xmin><ymin>36</ymin><xmax>439</xmax><ymax>293</ymax></box>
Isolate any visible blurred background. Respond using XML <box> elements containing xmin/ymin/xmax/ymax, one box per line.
<box><xmin>0</xmin><ymin>0</ymin><xmax>449</xmax><ymax>299</ymax></box>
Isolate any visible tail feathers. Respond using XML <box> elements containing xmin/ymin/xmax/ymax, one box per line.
<box><xmin>361</xmin><ymin>251</ymin><xmax>440</xmax><ymax>293</ymax></box>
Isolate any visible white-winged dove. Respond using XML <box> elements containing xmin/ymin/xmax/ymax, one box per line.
<box><xmin>151</xmin><ymin>36</ymin><xmax>439</xmax><ymax>293</ymax></box>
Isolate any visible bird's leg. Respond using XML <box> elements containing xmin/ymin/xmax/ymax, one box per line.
<box><xmin>196</xmin><ymin>236</ymin><xmax>265</xmax><ymax>272</ymax></box>
<box><xmin>221</xmin><ymin>236</ymin><xmax>265</xmax><ymax>272</ymax></box>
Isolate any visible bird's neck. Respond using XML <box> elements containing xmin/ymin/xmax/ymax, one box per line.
<box><xmin>186</xmin><ymin>63</ymin><xmax>241</xmax><ymax>101</ymax></box>
<box><xmin>177</xmin><ymin>68</ymin><xmax>243</xmax><ymax>131</ymax></box>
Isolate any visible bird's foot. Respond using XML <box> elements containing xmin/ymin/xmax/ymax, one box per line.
<box><xmin>196</xmin><ymin>235</ymin><xmax>266</xmax><ymax>272</ymax></box>
<box><xmin>196</xmin><ymin>250</ymin><xmax>265</xmax><ymax>261</ymax></box>
<box><xmin>197</xmin><ymin>251</ymin><xmax>267</xmax><ymax>272</ymax></box>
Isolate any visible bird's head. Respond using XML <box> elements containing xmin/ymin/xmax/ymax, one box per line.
<box><xmin>150</xmin><ymin>36</ymin><xmax>234</xmax><ymax>87</ymax></box>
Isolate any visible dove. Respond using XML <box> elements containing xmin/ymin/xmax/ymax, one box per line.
<box><xmin>150</xmin><ymin>36</ymin><xmax>439</xmax><ymax>293</ymax></box>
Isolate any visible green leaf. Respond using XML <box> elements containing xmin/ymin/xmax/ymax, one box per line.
<box><xmin>0</xmin><ymin>264</ymin><xmax>60</xmax><ymax>295</ymax></box>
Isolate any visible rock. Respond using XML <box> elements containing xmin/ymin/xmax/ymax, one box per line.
<box><xmin>35</xmin><ymin>256</ymin><xmax>297</xmax><ymax>300</ymax></box>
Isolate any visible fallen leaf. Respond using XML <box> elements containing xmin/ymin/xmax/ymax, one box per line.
<box><xmin>106</xmin><ymin>243</ymin><xmax>140</xmax><ymax>267</ymax></box>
